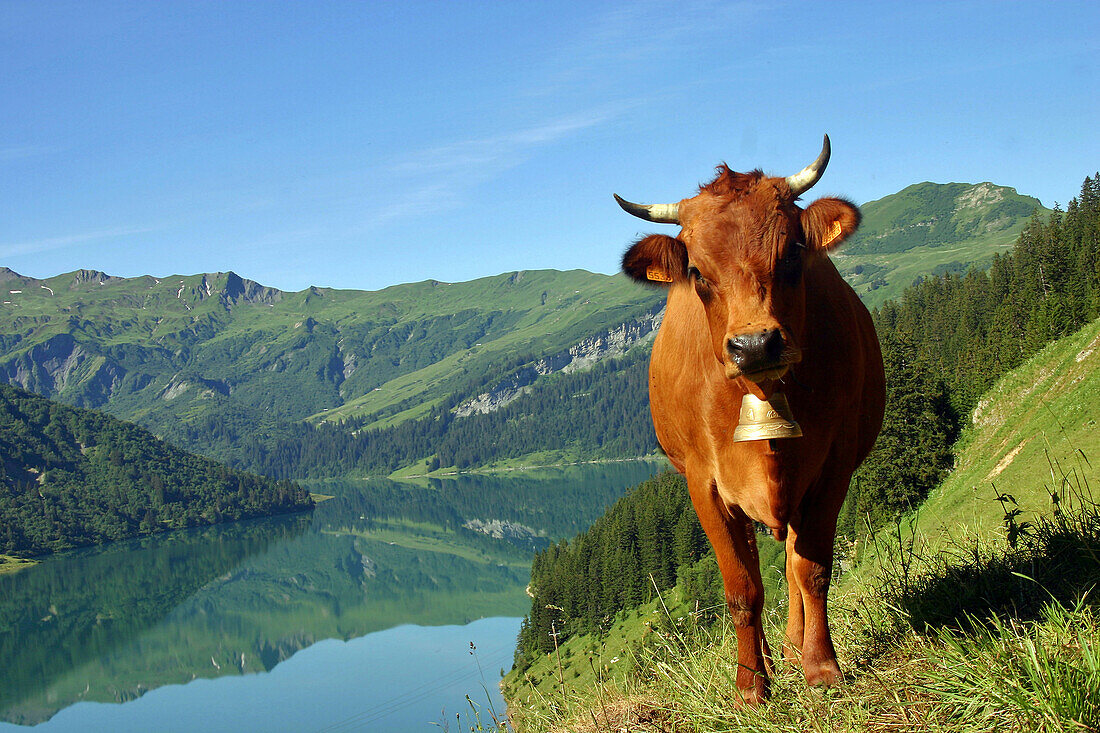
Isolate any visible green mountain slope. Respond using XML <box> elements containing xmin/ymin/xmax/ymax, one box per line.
<box><xmin>0</xmin><ymin>382</ymin><xmax>312</xmax><ymax>557</ymax></box>
<box><xmin>914</xmin><ymin>315</ymin><xmax>1100</xmax><ymax>544</ymax></box>
<box><xmin>0</xmin><ymin>268</ymin><xmax>664</xmax><ymax>469</ymax></box>
<box><xmin>834</xmin><ymin>182</ymin><xmax>1049</xmax><ymax>308</ymax></box>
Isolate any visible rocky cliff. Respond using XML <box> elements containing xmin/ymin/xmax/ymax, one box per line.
<box><xmin>454</xmin><ymin>303</ymin><xmax>664</xmax><ymax>417</ymax></box>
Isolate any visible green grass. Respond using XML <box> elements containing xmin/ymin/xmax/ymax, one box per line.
<box><xmin>505</xmin><ymin>491</ymin><xmax>1100</xmax><ymax>733</ymax></box>
<box><xmin>927</xmin><ymin>599</ymin><xmax>1100</xmax><ymax>731</ymax></box>
<box><xmin>305</xmin><ymin>272</ymin><xmax>660</xmax><ymax>426</ymax></box>
<box><xmin>503</xmin><ymin>599</ymin><xmax>667</xmax><ymax>716</ymax></box>
<box><xmin>387</xmin><ymin>452</ymin><xmax>667</xmax><ymax>480</ymax></box>
<box><xmin>463</xmin><ymin>449</ymin><xmax>626</xmax><ymax>472</ymax></box>
<box><xmin>503</xmin><ymin>537</ymin><xmax>786</xmax><ymax>723</ymax></box>
<box><xmin>386</xmin><ymin>457</ymin><xmax>437</xmax><ymax>478</ymax></box>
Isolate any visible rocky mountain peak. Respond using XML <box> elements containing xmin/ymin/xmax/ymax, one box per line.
<box><xmin>954</xmin><ymin>182</ymin><xmax>1008</xmax><ymax>212</ymax></box>
<box><xmin>68</xmin><ymin>269</ymin><xmax>123</xmax><ymax>288</ymax></box>
<box><xmin>221</xmin><ymin>271</ymin><xmax>283</xmax><ymax>307</ymax></box>
<box><xmin>0</xmin><ymin>267</ymin><xmax>31</xmax><ymax>285</ymax></box>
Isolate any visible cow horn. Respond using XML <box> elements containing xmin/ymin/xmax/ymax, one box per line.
<box><xmin>785</xmin><ymin>134</ymin><xmax>831</xmax><ymax>197</ymax></box>
<box><xmin>613</xmin><ymin>194</ymin><xmax>680</xmax><ymax>224</ymax></box>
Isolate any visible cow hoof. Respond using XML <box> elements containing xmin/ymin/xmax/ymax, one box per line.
<box><xmin>733</xmin><ymin>686</ymin><xmax>768</xmax><ymax>707</ymax></box>
<box><xmin>805</xmin><ymin>663</ymin><xmax>843</xmax><ymax>687</ymax></box>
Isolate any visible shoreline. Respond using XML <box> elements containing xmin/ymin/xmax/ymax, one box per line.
<box><xmin>402</xmin><ymin>454</ymin><xmax>669</xmax><ymax>479</ymax></box>
<box><xmin>0</xmin><ymin>554</ymin><xmax>38</xmax><ymax>575</ymax></box>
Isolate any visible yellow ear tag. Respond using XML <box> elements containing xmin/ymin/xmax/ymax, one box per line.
<box><xmin>821</xmin><ymin>220</ymin><xmax>843</xmax><ymax>248</ymax></box>
<box><xmin>646</xmin><ymin>266</ymin><xmax>674</xmax><ymax>283</ymax></box>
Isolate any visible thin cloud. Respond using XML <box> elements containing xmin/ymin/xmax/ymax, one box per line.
<box><xmin>369</xmin><ymin>107</ymin><xmax>623</xmax><ymax>226</ymax></box>
<box><xmin>369</xmin><ymin>183</ymin><xmax>463</xmax><ymax>225</ymax></box>
<box><xmin>388</xmin><ymin>109</ymin><xmax>619</xmax><ymax>178</ymax></box>
<box><xmin>235</xmin><ymin>226</ymin><xmax>330</xmax><ymax>253</ymax></box>
<box><xmin>0</xmin><ymin>145</ymin><xmax>60</xmax><ymax>162</ymax></box>
<box><xmin>0</xmin><ymin>225</ymin><xmax>157</xmax><ymax>258</ymax></box>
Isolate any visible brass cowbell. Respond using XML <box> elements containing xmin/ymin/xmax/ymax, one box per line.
<box><xmin>732</xmin><ymin>393</ymin><xmax>803</xmax><ymax>442</ymax></box>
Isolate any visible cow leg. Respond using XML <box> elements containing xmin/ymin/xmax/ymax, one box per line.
<box><xmin>783</xmin><ymin>534</ymin><xmax>805</xmax><ymax>663</ymax></box>
<box><xmin>785</xmin><ymin>486</ymin><xmax>846</xmax><ymax>687</ymax></box>
<box><xmin>687</xmin><ymin>474</ymin><xmax>771</xmax><ymax>704</ymax></box>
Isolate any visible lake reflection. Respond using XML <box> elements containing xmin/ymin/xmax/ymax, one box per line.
<box><xmin>0</xmin><ymin>462</ymin><xmax>659</xmax><ymax>730</ymax></box>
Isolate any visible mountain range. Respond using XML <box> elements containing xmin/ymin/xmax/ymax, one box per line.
<box><xmin>0</xmin><ymin>181</ymin><xmax>1048</xmax><ymax>475</ymax></box>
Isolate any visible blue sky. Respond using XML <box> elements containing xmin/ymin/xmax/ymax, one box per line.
<box><xmin>2</xmin><ymin>1</ymin><xmax>1098</xmax><ymax>292</ymax></box>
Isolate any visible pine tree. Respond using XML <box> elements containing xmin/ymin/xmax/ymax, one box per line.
<box><xmin>852</xmin><ymin>329</ymin><xmax>959</xmax><ymax>526</ymax></box>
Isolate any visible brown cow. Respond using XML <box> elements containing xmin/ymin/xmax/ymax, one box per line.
<box><xmin>616</xmin><ymin>136</ymin><xmax>885</xmax><ymax>703</ymax></box>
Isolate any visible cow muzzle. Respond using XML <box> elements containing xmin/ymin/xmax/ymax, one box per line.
<box><xmin>726</xmin><ymin>328</ymin><xmax>791</xmax><ymax>382</ymax></box>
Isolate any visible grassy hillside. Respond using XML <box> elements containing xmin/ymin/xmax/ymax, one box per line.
<box><xmin>834</xmin><ymin>182</ymin><xmax>1049</xmax><ymax>308</ymax></box>
<box><xmin>503</xmin><ymin>317</ymin><xmax>1100</xmax><ymax>732</ymax></box>
<box><xmin>914</xmin><ymin>313</ymin><xmax>1100</xmax><ymax>544</ymax></box>
<box><xmin>0</xmin><ymin>268</ymin><xmax>663</xmax><ymax>470</ymax></box>
<box><xmin>0</xmin><ymin>268</ymin><xmax>659</xmax><ymax>422</ymax></box>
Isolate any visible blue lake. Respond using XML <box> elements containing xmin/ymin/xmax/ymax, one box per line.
<box><xmin>0</xmin><ymin>462</ymin><xmax>659</xmax><ymax>731</ymax></box>
<box><xmin>3</xmin><ymin>618</ymin><xmax>520</xmax><ymax>733</ymax></box>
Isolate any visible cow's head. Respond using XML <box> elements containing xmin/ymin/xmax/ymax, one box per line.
<box><xmin>618</xmin><ymin>135</ymin><xmax>859</xmax><ymax>389</ymax></box>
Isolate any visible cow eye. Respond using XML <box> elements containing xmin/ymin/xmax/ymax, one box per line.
<box><xmin>778</xmin><ymin>243</ymin><xmax>804</xmax><ymax>283</ymax></box>
<box><xmin>688</xmin><ymin>266</ymin><xmax>713</xmax><ymax>299</ymax></box>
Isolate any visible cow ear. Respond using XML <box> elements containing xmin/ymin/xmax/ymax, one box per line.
<box><xmin>622</xmin><ymin>234</ymin><xmax>688</xmax><ymax>286</ymax></box>
<box><xmin>801</xmin><ymin>197</ymin><xmax>861</xmax><ymax>252</ymax></box>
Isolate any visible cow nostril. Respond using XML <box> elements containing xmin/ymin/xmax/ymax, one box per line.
<box><xmin>764</xmin><ymin>329</ymin><xmax>785</xmax><ymax>358</ymax></box>
<box><xmin>726</xmin><ymin>337</ymin><xmax>750</xmax><ymax>368</ymax></box>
